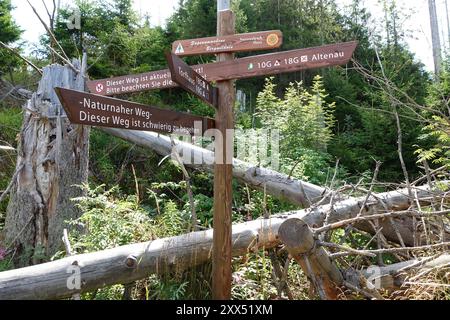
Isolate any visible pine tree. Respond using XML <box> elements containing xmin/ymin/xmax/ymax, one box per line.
<box><xmin>0</xmin><ymin>0</ymin><xmax>22</xmax><ymax>75</ymax></box>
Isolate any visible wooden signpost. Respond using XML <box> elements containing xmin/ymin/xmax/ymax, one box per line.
<box><xmin>70</xmin><ymin>2</ymin><xmax>358</xmax><ymax>300</ymax></box>
<box><xmin>165</xmin><ymin>52</ymin><xmax>218</xmax><ymax>108</ymax></box>
<box><xmin>87</xmin><ymin>41</ymin><xmax>357</xmax><ymax>96</ymax></box>
<box><xmin>55</xmin><ymin>87</ymin><xmax>215</xmax><ymax>135</ymax></box>
<box><xmin>211</xmin><ymin>5</ymin><xmax>235</xmax><ymax>300</ymax></box>
<box><xmin>172</xmin><ymin>30</ymin><xmax>283</xmax><ymax>56</ymax></box>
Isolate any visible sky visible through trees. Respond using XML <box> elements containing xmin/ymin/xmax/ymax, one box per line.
<box><xmin>10</xmin><ymin>0</ymin><xmax>450</xmax><ymax>71</ymax></box>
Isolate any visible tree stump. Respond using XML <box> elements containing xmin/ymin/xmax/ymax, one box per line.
<box><xmin>5</xmin><ymin>56</ymin><xmax>89</xmax><ymax>266</ymax></box>
<box><xmin>278</xmin><ymin>218</ymin><xmax>344</xmax><ymax>300</ymax></box>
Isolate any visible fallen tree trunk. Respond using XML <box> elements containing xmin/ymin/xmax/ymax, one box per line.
<box><xmin>354</xmin><ymin>253</ymin><xmax>450</xmax><ymax>291</ymax></box>
<box><xmin>99</xmin><ymin>128</ymin><xmax>327</xmax><ymax>207</ymax></box>
<box><xmin>0</xmin><ymin>183</ymin><xmax>445</xmax><ymax>299</ymax></box>
<box><xmin>100</xmin><ymin>128</ymin><xmax>449</xmax><ymax>246</ymax></box>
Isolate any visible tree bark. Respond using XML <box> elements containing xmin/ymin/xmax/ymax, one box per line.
<box><xmin>278</xmin><ymin>218</ymin><xmax>343</xmax><ymax>299</ymax></box>
<box><xmin>0</xmin><ymin>182</ymin><xmax>445</xmax><ymax>299</ymax></box>
<box><xmin>99</xmin><ymin>127</ymin><xmax>449</xmax><ymax>246</ymax></box>
<box><xmin>4</xmin><ymin>56</ymin><xmax>89</xmax><ymax>266</ymax></box>
<box><xmin>212</xmin><ymin>7</ymin><xmax>235</xmax><ymax>300</ymax></box>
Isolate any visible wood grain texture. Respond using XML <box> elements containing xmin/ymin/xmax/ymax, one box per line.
<box><xmin>212</xmin><ymin>8</ymin><xmax>236</xmax><ymax>301</ymax></box>
<box><xmin>278</xmin><ymin>219</ymin><xmax>343</xmax><ymax>300</ymax></box>
<box><xmin>5</xmin><ymin>57</ymin><xmax>90</xmax><ymax>265</ymax></box>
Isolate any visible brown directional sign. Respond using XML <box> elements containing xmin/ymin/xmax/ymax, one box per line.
<box><xmin>172</xmin><ymin>30</ymin><xmax>283</xmax><ymax>56</ymax></box>
<box><xmin>165</xmin><ymin>52</ymin><xmax>218</xmax><ymax>108</ymax></box>
<box><xmin>54</xmin><ymin>87</ymin><xmax>215</xmax><ymax>136</ymax></box>
<box><xmin>87</xmin><ymin>41</ymin><xmax>357</xmax><ymax>96</ymax></box>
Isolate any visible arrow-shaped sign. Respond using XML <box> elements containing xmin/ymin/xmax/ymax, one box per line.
<box><xmin>88</xmin><ymin>41</ymin><xmax>357</xmax><ymax>96</ymax></box>
<box><xmin>55</xmin><ymin>87</ymin><xmax>215</xmax><ymax>136</ymax></box>
<box><xmin>165</xmin><ymin>52</ymin><xmax>218</xmax><ymax>108</ymax></box>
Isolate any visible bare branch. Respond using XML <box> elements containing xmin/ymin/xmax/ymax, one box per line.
<box><xmin>41</xmin><ymin>0</ymin><xmax>53</xmax><ymax>26</ymax></box>
<box><xmin>45</xmin><ymin>44</ymin><xmax>78</xmax><ymax>72</ymax></box>
<box><xmin>26</xmin><ymin>0</ymin><xmax>71</xmax><ymax>63</ymax></box>
<box><xmin>0</xmin><ymin>41</ymin><xmax>42</xmax><ymax>75</ymax></box>
<box><xmin>329</xmin><ymin>242</ymin><xmax>450</xmax><ymax>258</ymax></box>
<box><xmin>314</xmin><ymin>209</ymin><xmax>450</xmax><ymax>235</ymax></box>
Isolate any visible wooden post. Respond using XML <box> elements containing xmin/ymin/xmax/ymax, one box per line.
<box><xmin>278</xmin><ymin>218</ymin><xmax>344</xmax><ymax>300</ymax></box>
<box><xmin>212</xmin><ymin>0</ymin><xmax>235</xmax><ymax>300</ymax></box>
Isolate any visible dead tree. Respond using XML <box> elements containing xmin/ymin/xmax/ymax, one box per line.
<box><xmin>4</xmin><ymin>56</ymin><xmax>90</xmax><ymax>266</ymax></box>
<box><xmin>428</xmin><ymin>0</ymin><xmax>442</xmax><ymax>76</ymax></box>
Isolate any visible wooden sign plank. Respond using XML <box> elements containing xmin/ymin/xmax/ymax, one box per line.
<box><xmin>87</xmin><ymin>41</ymin><xmax>357</xmax><ymax>96</ymax></box>
<box><xmin>54</xmin><ymin>87</ymin><xmax>215</xmax><ymax>136</ymax></box>
<box><xmin>172</xmin><ymin>30</ymin><xmax>282</xmax><ymax>56</ymax></box>
<box><xmin>165</xmin><ymin>52</ymin><xmax>218</xmax><ymax>108</ymax></box>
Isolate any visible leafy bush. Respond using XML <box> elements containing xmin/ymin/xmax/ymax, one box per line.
<box><xmin>68</xmin><ymin>184</ymin><xmax>156</xmax><ymax>253</ymax></box>
<box><xmin>253</xmin><ymin>76</ymin><xmax>343</xmax><ymax>186</ymax></box>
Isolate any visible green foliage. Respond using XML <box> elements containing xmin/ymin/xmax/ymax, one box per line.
<box><xmin>0</xmin><ymin>257</ymin><xmax>13</xmax><ymax>272</ymax></box>
<box><xmin>167</xmin><ymin>0</ymin><xmax>217</xmax><ymax>41</ymax></box>
<box><xmin>0</xmin><ymin>106</ymin><xmax>21</xmax><ymax>148</ymax></box>
<box><xmin>254</xmin><ymin>76</ymin><xmax>339</xmax><ymax>185</ymax></box>
<box><xmin>147</xmin><ymin>276</ymin><xmax>189</xmax><ymax>300</ymax></box>
<box><xmin>231</xmin><ymin>252</ymin><xmax>311</xmax><ymax>300</ymax></box>
<box><xmin>0</xmin><ymin>0</ymin><xmax>20</xmax><ymax>43</ymax></box>
<box><xmin>231</xmin><ymin>251</ymin><xmax>277</xmax><ymax>300</ymax></box>
<box><xmin>415</xmin><ymin>60</ymin><xmax>450</xmax><ymax>168</ymax></box>
<box><xmin>2</xmin><ymin>0</ymin><xmax>448</xmax><ymax>300</ymax></box>
<box><xmin>61</xmin><ymin>183</ymin><xmax>207</xmax><ymax>300</ymax></box>
<box><xmin>416</xmin><ymin>116</ymin><xmax>450</xmax><ymax>166</ymax></box>
<box><xmin>257</xmin><ymin>75</ymin><xmax>336</xmax><ymax>152</ymax></box>
<box><xmin>155</xmin><ymin>199</ymin><xmax>186</xmax><ymax>237</ymax></box>
<box><xmin>0</xmin><ymin>0</ymin><xmax>22</xmax><ymax>74</ymax></box>
<box><xmin>69</xmin><ymin>184</ymin><xmax>156</xmax><ymax>252</ymax></box>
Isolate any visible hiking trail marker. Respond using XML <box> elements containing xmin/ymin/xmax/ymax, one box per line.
<box><xmin>55</xmin><ymin>87</ymin><xmax>215</xmax><ymax>135</ymax></box>
<box><xmin>81</xmin><ymin>5</ymin><xmax>358</xmax><ymax>300</ymax></box>
<box><xmin>165</xmin><ymin>52</ymin><xmax>218</xmax><ymax>108</ymax></box>
<box><xmin>87</xmin><ymin>41</ymin><xmax>357</xmax><ymax>96</ymax></box>
<box><xmin>172</xmin><ymin>30</ymin><xmax>283</xmax><ymax>57</ymax></box>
